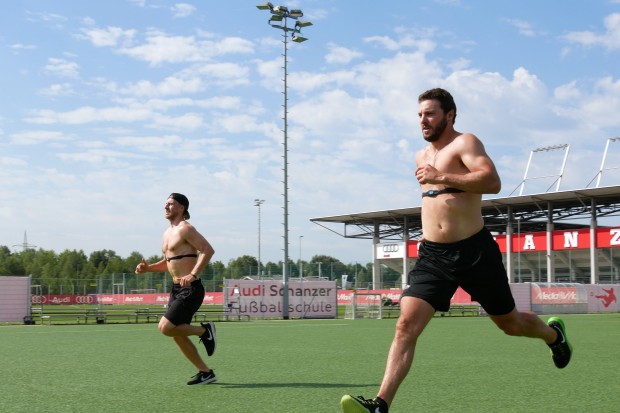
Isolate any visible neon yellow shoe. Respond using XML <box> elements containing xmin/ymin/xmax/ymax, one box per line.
<box><xmin>547</xmin><ymin>317</ymin><xmax>572</xmax><ymax>368</ymax></box>
<box><xmin>340</xmin><ymin>395</ymin><xmax>388</xmax><ymax>413</ymax></box>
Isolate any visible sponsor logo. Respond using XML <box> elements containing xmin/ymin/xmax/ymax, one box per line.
<box><xmin>534</xmin><ymin>288</ymin><xmax>578</xmax><ymax>304</ymax></box>
<box><xmin>382</xmin><ymin>244</ymin><xmax>399</xmax><ymax>253</ymax></box>
<box><xmin>75</xmin><ymin>295</ymin><xmax>94</xmax><ymax>304</ymax></box>
<box><xmin>31</xmin><ymin>295</ymin><xmax>47</xmax><ymax>304</ymax></box>
<box><xmin>594</xmin><ymin>287</ymin><xmax>617</xmax><ymax>308</ymax></box>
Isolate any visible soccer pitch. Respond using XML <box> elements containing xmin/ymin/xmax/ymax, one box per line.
<box><xmin>1</xmin><ymin>314</ymin><xmax>618</xmax><ymax>413</ymax></box>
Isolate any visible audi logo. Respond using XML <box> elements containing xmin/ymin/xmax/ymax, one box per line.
<box><xmin>31</xmin><ymin>295</ymin><xmax>47</xmax><ymax>304</ymax></box>
<box><xmin>75</xmin><ymin>296</ymin><xmax>94</xmax><ymax>304</ymax></box>
<box><xmin>382</xmin><ymin>244</ymin><xmax>400</xmax><ymax>253</ymax></box>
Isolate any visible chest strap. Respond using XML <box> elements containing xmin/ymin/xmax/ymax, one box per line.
<box><xmin>166</xmin><ymin>254</ymin><xmax>198</xmax><ymax>262</ymax></box>
<box><xmin>422</xmin><ymin>187</ymin><xmax>465</xmax><ymax>198</ymax></box>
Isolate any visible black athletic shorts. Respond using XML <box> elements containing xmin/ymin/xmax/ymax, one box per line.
<box><xmin>164</xmin><ymin>279</ymin><xmax>205</xmax><ymax>326</ymax></box>
<box><xmin>402</xmin><ymin>227</ymin><xmax>515</xmax><ymax>316</ymax></box>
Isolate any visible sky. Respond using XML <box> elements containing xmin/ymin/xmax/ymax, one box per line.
<box><xmin>2</xmin><ymin>0</ymin><xmax>620</xmax><ymax>266</ymax></box>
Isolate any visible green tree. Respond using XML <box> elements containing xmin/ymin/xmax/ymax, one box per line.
<box><xmin>227</xmin><ymin>255</ymin><xmax>258</xmax><ymax>278</ymax></box>
<box><xmin>206</xmin><ymin>260</ymin><xmax>225</xmax><ymax>281</ymax></box>
<box><xmin>89</xmin><ymin>249</ymin><xmax>118</xmax><ymax>271</ymax></box>
<box><xmin>0</xmin><ymin>246</ymin><xmax>25</xmax><ymax>275</ymax></box>
<box><xmin>309</xmin><ymin>255</ymin><xmax>345</xmax><ymax>280</ymax></box>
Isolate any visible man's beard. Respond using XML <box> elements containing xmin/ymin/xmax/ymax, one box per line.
<box><xmin>423</xmin><ymin>116</ymin><xmax>448</xmax><ymax>142</ymax></box>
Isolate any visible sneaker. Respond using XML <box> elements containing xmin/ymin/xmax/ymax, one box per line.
<box><xmin>187</xmin><ymin>370</ymin><xmax>217</xmax><ymax>385</ymax></box>
<box><xmin>340</xmin><ymin>395</ymin><xmax>388</xmax><ymax>413</ymax></box>
<box><xmin>547</xmin><ymin>317</ymin><xmax>572</xmax><ymax>368</ymax></box>
<box><xmin>199</xmin><ymin>321</ymin><xmax>216</xmax><ymax>356</ymax></box>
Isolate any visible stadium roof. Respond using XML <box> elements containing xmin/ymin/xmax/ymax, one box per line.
<box><xmin>311</xmin><ymin>185</ymin><xmax>620</xmax><ymax>241</ymax></box>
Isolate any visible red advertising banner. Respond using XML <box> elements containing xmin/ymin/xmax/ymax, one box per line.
<box><xmin>596</xmin><ymin>228</ymin><xmax>620</xmax><ymax>248</ymax></box>
<box><xmin>406</xmin><ymin>227</ymin><xmax>620</xmax><ymax>257</ymax></box>
<box><xmin>32</xmin><ymin>293</ymin><xmax>224</xmax><ymax>306</ymax></box>
<box><xmin>337</xmin><ymin>287</ymin><xmax>473</xmax><ymax>305</ymax></box>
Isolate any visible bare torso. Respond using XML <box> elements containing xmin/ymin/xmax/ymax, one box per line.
<box><xmin>163</xmin><ymin>222</ymin><xmax>199</xmax><ymax>283</ymax></box>
<box><xmin>417</xmin><ymin>136</ymin><xmax>485</xmax><ymax>243</ymax></box>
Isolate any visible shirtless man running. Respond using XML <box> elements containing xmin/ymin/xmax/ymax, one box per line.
<box><xmin>340</xmin><ymin>88</ymin><xmax>572</xmax><ymax>412</ymax></box>
<box><xmin>135</xmin><ymin>192</ymin><xmax>218</xmax><ymax>385</ymax></box>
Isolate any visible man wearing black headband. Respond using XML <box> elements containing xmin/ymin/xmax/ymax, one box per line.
<box><xmin>135</xmin><ymin>193</ymin><xmax>218</xmax><ymax>385</ymax></box>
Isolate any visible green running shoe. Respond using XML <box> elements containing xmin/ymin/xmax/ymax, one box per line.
<box><xmin>340</xmin><ymin>395</ymin><xmax>388</xmax><ymax>413</ymax></box>
<box><xmin>547</xmin><ymin>317</ymin><xmax>572</xmax><ymax>368</ymax></box>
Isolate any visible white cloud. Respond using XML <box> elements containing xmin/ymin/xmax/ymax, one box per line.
<box><xmin>0</xmin><ymin>157</ymin><xmax>27</xmax><ymax>167</ymax></box>
<box><xmin>564</xmin><ymin>13</ymin><xmax>620</xmax><ymax>50</ymax></box>
<box><xmin>9</xmin><ymin>43</ymin><xmax>36</xmax><ymax>51</ymax></box>
<box><xmin>44</xmin><ymin>57</ymin><xmax>80</xmax><ymax>78</ymax></box>
<box><xmin>502</xmin><ymin>18</ymin><xmax>538</xmax><ymax>37</ymax></box>
<box><xmin>171</xmin><ymin>3</ymin><xmax>196</xmax><ymax>18</ymax></box>
<box><xmin>118</xmin><ymin>30</ymin><xmax>254</xmax><ymax>65</ymax></box>
<box><xmin>38</xmin><ymin>83</ymin><xmax>74</xmax><ymax>97</ymax></box>
<box><xmin>78</xmin><ymin>26</ymin><xmax>136</xmax><ymax>47</ymax></box>
<box><xmin>25</xmin><ymin>106</ymin><xmax>153</xmax><ymax>125</ymax></box>
<box><xmin>149</xmin><ymin>112</ymin><xmax>204</xmax><ymax>132</ymax></box>
<box><xmin>325</xmin><ymin>43</ymin><xmax>363</xmax><ymax>65</ymax></box>
<box><xmin>9</xmin><ymin>130</ymin><xmax>72</xmax><ymax>145</ymax></box>
<box><xmin>115</xmin><ymin>76</ymin><xmax>204</xmax><ymax>97</ymax></box>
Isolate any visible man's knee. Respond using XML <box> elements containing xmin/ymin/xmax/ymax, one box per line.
<box><xmin>394</xmin><ymin>314</ymin><xmax>427</xmax><ymax>342</ymax></box>
<box><xmin>159</xmin><ymin>318</ymin><xmax>175</xmax><ymax>336</ymax></box>
<box><xmin>492</xmin><ymin>311</ymin><xmax>531</xmax><ymax>337</ymax></box>
<box><xmin>497</xmin><ymin>321</ymin><xmax>521</xmax><ymax>337</ymax></box>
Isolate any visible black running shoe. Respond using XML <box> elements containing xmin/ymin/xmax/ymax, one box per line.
<box><xmin>199</xmin><ymin>321</ymin><xmax>216</xmax><ymax>356</ymax></box>
<box><xmin>547</xmin><ymin>317</ymin><xmax>572</xmax><ymax>369</ymax></box>
<box><xmin>187</xmin><ymin>370</ymin><xmax>217</xmax><ymax>385</ymax></box>
<box><xmin>340</xmin><ymin>395</ymin><xmax>388</xmax><ymax>413</ymax></box>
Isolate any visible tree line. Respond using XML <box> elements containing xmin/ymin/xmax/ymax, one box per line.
<box><xmin>0</xmin><ymin>245</ymin><xmax>402</xmax><ymax>294</ymax></box>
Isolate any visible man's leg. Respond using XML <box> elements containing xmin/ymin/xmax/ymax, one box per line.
<box><xmin>489</xmin><ymin>308</ymin><xmax>572</xmax><ymax>368</ymax></box>
<box><xmin>376</xmin><ymin>296</ymin><xmax>435</xmax><ymax>406</ymax></box>
<box><xmin>489</xmin><ymin>308</ymin><xmax>556</xmax><ymax>342</ymax></box>
<box><xmin>159</xmin><ymin>317</ymin><xmax>211</xmax><ymax>371</ymax></box>
<box><xmin>172</xmin><ymin>335</ymin><xmax>210</xmax><ymax>372</ymax></box>
<box><xmin>341</xmin><ymin>296</ymin><xmax>435</xmax><ymax>412</ymax></box>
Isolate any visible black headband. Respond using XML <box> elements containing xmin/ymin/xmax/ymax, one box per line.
<box><xmin>169</xmin><ymin>193</ymin><xmax>190</xmax><ymax>219</ymax></box>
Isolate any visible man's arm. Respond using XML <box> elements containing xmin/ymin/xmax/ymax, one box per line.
<box><xmin>135</xmin><ymin>258</ymin><xmax>167</xmax><ymax>274</ymax></box>
<box><xmin>182</xmin><ymin>224</ymin><xmax>215</xmax><ymax>279</ymax></box>
<box><xmin>416</xmin><ymin>134</ymin><xmax>501</xmax><ymax>194</ymax></box>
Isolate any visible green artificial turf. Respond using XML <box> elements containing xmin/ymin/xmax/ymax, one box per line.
<box><xmin>1</xmin><ymin>314</ymin><xmax>618</xmax><ymax>412</ymax></box>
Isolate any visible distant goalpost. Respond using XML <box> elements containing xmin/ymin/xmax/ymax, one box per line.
<box><xmin>345</xmin><ymin>293</ymin><xmax>383</xmax><ymax>319</ymax></box>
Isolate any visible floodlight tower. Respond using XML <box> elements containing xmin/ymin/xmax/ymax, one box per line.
<box><xmin>256</xmin><ymin>2</ymin><xmax>312</xmax><ymax>319</ymax></box>
<box><xmin>254</xmin><ymin>199</ymin><xmax>265</xmax><ymax>278</ymax></box>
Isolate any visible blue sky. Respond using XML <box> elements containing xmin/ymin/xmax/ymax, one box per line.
<box><xmin>1</xmin><ymin>0</ymin><xmax>620</xmax><ymax>266</ymax></box>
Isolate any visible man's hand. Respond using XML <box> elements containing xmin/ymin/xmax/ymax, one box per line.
<box><xmin>415</xmin><ymin>164</ymin><xmax>441</xmax><ymax>185</ymax></box>
<box><xmin>135</xmin><ymin>258</ymin><xmax>149</xmax><ymax>275</ymax></box>
<box><xmin>179</xmin><ymin>274</ymin><xmax>193</xmax><ymax>287</ymax></box>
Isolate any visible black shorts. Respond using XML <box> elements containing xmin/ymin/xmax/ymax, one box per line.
<box><xmin>402</xmin><ymin>227</ymin><xmax>515</xmax><ymax>316</ymax></box>
<box><xmin>164</xmin><ymin>279</ymin><xmax>205</xmax><ymax>326</ymax></box>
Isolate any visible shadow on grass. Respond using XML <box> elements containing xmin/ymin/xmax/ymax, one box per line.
<box><xmin>217</xmin><ymin>382</ymin><xmax>378</xmax><ymax>389</ymax></box>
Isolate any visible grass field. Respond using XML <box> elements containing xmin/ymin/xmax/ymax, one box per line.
<box><xmin>1</xmin><ymin>313</ymin><xmax>619</xmax><ymax>412</ymax></box>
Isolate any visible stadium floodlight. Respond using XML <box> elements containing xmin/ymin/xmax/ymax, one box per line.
<box><xmin>256</xmin><ymin>3</ymin><xmax>312</xmax><ymax>319</ymax></box>
<box><xmin>272</xmin><ymin>5</ymin><xmax>288</xmax><ymax>14</ymax></box>
<box><xmin>269</xmin><ymin>14</ymin><xmax>284</xmax><ymax>22</ymax></box>
<box><xmin>256</xmin><ymin>2</ymin><xmax>273</xmax><ymax>10</ymax></box>
<box><xmin>254</xmin><ymin>199</ymin><xmax>265</xmax><ymax>278</ymax></box>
